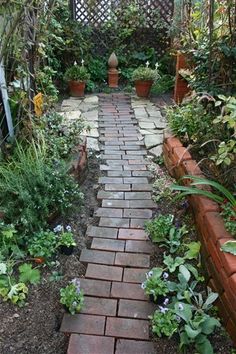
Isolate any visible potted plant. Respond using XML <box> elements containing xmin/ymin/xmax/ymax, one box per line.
<box><xmin>132</xmin><ymin>63</ymin><xmax>159</xmax><ymax>98</ymax></box>
<box><xmin>64</xmin><ymin>63</ymin><xmax>90</xmax><ymax>97</ymax></box>
<box><xmin>27</xmin><ymin>230</ymin><xmax>57</xmax><ymax>263</ymax></box>
<box><xmin>60</xmin><ymin>278</ymin><xmax>84</xmax><ymax>314</ymax></box>
<box><xmin>54</xmin><ymin>224</ymin><xmax>76</xmax><ymax>255</ymax></box>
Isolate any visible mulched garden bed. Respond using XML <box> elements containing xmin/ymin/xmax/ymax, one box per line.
<box><xmin>0</xmin><ymin>154</ymin><xmax>101</xmax><ymax>354</ymax></box>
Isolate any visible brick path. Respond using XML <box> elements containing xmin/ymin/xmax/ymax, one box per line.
<box><xmin>61</xmin><ymin>94</ymin><xmax>156</xmax><ymax>354</ymax></box>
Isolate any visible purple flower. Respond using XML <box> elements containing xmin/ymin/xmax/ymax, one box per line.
<box><xmin>66</xmin><ymin>225</ymin><xmax>72</xmax><ymax>232</ymax></box>
<box><xmin>178</xmin><ymin>303</ymin><xmax>184</xmax><ymax>311</ymax></box>
<box><xmin>53</xmin><ymin>224</ymin><xmax>63</xmax><ymax>233</ymax></box>
<box><xmin>159</xmin><ymin>306</ymin><xmax>168</xmax><ymax>314</ymax></box>
<box><xmin>148</xmin><ymin>270</ymin><xmax>153</xmax><ymax>277</ymax></box>
<box><xmin>175</xmin><ymin>221</ymin><xmax>181</xmax><ymax>228</ymax></box>
<box><xmin>163</xmin><ymin>272</ymin><xmax>169</xmax><ymax>280</ymax></box>
<box><xmin>181</xmin><ymin>200</ymin><xmax>189</xmax><ymax>209</ymax></box>
<box><xmin>71</xmin><ymin>278</ymin><xmax>80</xmax><ymax>293</ymax></box>
<box><xmin>141</xmin><ymin>282</ymin><xmax>146</xmax><ymax>289</ymax></box>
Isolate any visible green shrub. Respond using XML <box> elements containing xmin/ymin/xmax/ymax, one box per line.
<box><xmin>27</xmin><ymin>230</ymin><xmax>57</xmax><ymax>259</ymax></box>
<box><xmin>34</xmin><ymin>111</ymin><xmax>86</xmax><ymax>160</ymax></box>
<box><xmin>145</xmin><ymin>214</ymin><xmax>174</xmax><ymax>243</ymax></box>
<box><xmin>64</xmin><ymin>65</ymin><xmax>90</xmax><ymax>81</ymax></box>
<box><xmin>0</xmin><ymin>143</ymin><xmax>83</xmax><ymax>235</ymax></box>
<box><xmin>165</xmin><ymin>99</ymin><xmax>215</xmax><ymax>143</ymax></box>
<box><xmin>132</xmin><ymin>66</ymin><xmax>159</xmax><ymax>82</ymax></box>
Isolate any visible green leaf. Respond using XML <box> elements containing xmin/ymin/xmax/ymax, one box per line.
<box><xmin>0</xmin><ymin>263</ymin><xmax>7</xmax><ymax>275</ymax></box>
<box><xmin>184</xmin><ymin>242</ymin><xmax>201</xmax><ymax>260</ymax></box>
<box><xmin>19</xmin><ymin>263</ymin><xmax>40</xmax><ymax>284</ymax></box>
<box><xmin>179</xmin><ymin>265</ymin><xmax>191</xmax><ymax>282</ymax></box>
<box><xmin>202</xmin><ymin>291</ymin><xmax>218</xmax><ymax>310</ymax></box>
<box><xmin>184</xmin><ymin>324</ymin><xmax>201</xmax><ymax>339</ymax></box>
<box><xmin>195</xmin><ymin>336</ymin><xmax>214</xmax><ymax>354</ymax></box>
<box><xmin>201</xmin><ymin>317</ymin><xmax>221</xmax><ymax>334</ymax></box>
<box><xmin>221</xmin><ymin>240</ymin><xmax>236</xmax><ymax>255</ymax></box>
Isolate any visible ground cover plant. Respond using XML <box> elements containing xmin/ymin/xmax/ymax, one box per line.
<box><xmin>144</xmin><ymin>161</ymin><xmax>234</xmax><ymax>353</ymax></box>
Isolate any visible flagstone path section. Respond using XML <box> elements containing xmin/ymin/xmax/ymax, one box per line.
<box><xmin>60</xmin><ymin>93</ymin><xmax>158</xmax><ymax>354</ymax></box>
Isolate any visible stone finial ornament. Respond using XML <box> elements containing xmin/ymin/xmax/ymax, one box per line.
<box><xmin>108</xmin><ymin>52</ymin><xmax>119</xmax><ymax>88</ymax></box>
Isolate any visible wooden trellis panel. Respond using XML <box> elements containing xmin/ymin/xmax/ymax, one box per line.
<box><xmin>70</xmin><ymin>0</ymin><xmax>174</xmax><ymax>27</ymax></box>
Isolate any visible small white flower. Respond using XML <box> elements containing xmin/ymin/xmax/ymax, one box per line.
<box><xmin>159</xmin><ymin>306</ymin><xmax>168</xmax><ymax>314</ymax></box>
<box><xmin>163</xmin><ymin>272</ymin><xmax>169</xmax><ymax>280</ymax></box>
<box><xmin>66</xmin><ymin>225</ymin><xmax>72</xmax><ymax>232</ymax></box>
<box><xmin>141</xmin><ymin>282</ymin><xmax>146</xmax><ymax>289</ymax></box>
<box><xmin>81</xmin><ymin>59</ymin><xmax>84</xmax><ymax>66</ymax></box>
<box><xmin>155</xmin><ymin>62</ymin><xmax>160</xmax><ymax>70</ymax></box>
<box><xmin>53</xmin><ymin>224</ymin><xmax>63</xmax><ymax>233</ymax></box>
<box><xmin>163</xmin><ymin>298</ymin><xmax>169</xmax><ymax>306</ymax></box>
<box><xmin>148</xmin><ymin>270</ymin><xmax>153</xmax><ymax>277</ymax></box>
<box><xmin>146</xmin><ymin>60</ymin><xmax>150</xmax><ymax>67</ymax></box>
<box><xmin>178</xmin><ymin>303</ymin><xmax>184</xmax><ymax>311</ymax></box>
<box><xmin>74</xmin><ymin>61</ymin><xmax>77</xmax><ymax>66</ymax></box>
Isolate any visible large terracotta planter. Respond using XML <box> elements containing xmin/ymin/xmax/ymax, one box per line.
<box><xmin>134</xmin><ymin>80</ymin><xmax>153</xmax><ymax>98</ymax></box>
<box><xmin>68</xmin><ymin>81</ymin><xmax>86</xmax><ymax>97</ymax></box>
<box><xmin>174</xmin><ymin>52</ymin><xmax>191</xmax><ymax>104</ymax></box>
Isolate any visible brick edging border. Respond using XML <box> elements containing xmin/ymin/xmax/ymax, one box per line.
<box><xmin>163</xmin><ymin>135</ymin><xmax>236</xmax><ymax>344</ymax></box>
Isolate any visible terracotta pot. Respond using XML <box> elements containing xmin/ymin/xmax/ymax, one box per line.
<box><xmin>134</xmin><ymin>80</ymin><xmax>153</xmax><ymax>98</ymax></box>
<box><xmin>68</xmin><ymin>81</ymin><xmax>86</xmax><ymax>97</ymax></box>
<box><xmin>174</xmin><ymin>51</ymin><xmax>191</xmax><ymax>104</ymax></box>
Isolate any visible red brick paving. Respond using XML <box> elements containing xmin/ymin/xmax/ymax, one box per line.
<box><xmin>61</xmin><ymin>94</ymin><xmax>157</xmax><ymax>353</ymax></box>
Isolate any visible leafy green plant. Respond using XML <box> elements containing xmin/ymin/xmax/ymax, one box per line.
<box><xmin>221</xmin><ymin>240</ymin><xmax>236</xmax><ymax>256</ymax></box>
<box><xmin>0</xmin><ymin>222</ymin><xmax>24</xmax><ymax>260</ymax></box>
<box><xmin>212</xmin><ymin>95</ymin><xmax>236</xmax><ymax>166</ymax></box>
<box><xmin>60</xmin><ymin>278</ymin><xmax>84</xmax><ymax>315</ymax></box>
<box><xmin>55</xmin><ymin>225</ymin><xmax>76</xmax><ymax>247</ymax></box>
<box><xmin>165</xmin><ymin>99</ymin><xmax>215</xmax><ymax>144</ymax></box>
<box><xmin>0</xmin><ymin>142</ymin><xmax>83</xmax><ymax>235</ymax></box>
<box><xmin>64</xmin><ymin>65</ymin><xmax>90</xmax><ymax>82</ymax></box>
<box><xmin>141</xmin><ymin>267</ymin><xmax>169</xmax><ymax>301</ymax></box>
<box><xmin>162</xmin><ymin>225</ymin><xmax>188</xmax><ymax>254</ymax></box>
<box><xmin>132</xmin><ymin>66</ymin><xmax>159</xmax><ymax>82</ymax></box>
<box><xmin>18</xmin><ymin>263</ymin><xmax>41</xmax><ymax>285</ymax></box>
<box><xmin>151</xmin><ymin>73</ymin><xmax>174</xmax><ymax>95</ymax></box>
<box><xmin>175</xmin><ymin>290</ymin><xmax>220</xmax><ymax>354</ymax></box>
<box><xmin>0</xmin><ymin>261</ymin><xmax>29</xmax><ymax>306</ymax></box>
<box><xmin>150</xmin><ymin>307</ymin><xmax>179</xmax><ymax>337</ymax></box>
<box><xmin>27</xmin><ymin>231</ymin><xmax>57</xmax><ymax>260</ymax></box>
<box><xmin>36</xmin><ymin>66</ymin><xmax>59</xmax><ymax>106</ymax></box>
<box><xmin>145</xmin><ymin>214</ymin><xmax>174</xmax><ymax>243</ymax></box>
<box><xmin>172</xmin><ymin>176</ymin><xmax>236</xmax><ymax>236</ymax></box>
<box><xmin>34</xmin><ymin>111</ymin><xmax>86</xmax><ymax>160</ymax></box>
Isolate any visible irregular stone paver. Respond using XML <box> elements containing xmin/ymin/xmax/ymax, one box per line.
<box><xmin>62</xmin><ymin>94</ymin><xmax>160</xmax><ymax>354</ymax></box>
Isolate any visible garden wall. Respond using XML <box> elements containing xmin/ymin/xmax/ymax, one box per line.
<box><xmin>163</xmin><ymin>135</ymin><xmax>236</xmax><ymax>345</ymax></box>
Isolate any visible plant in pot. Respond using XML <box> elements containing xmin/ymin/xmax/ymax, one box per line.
<box><xmin>64</xmin><ymin>62</ymin><xmax>90</xmax><ymax>97</ymax></box>
<box><xmin>55</xmin><ymin>225</ymin><xmax>76</xmax><ymax>255</ymax></box>
<box><xmin>132</xmin><ymin>62</ymin><xmax>159</xmax><ymax>98</ymax></box>
<box><xmin>60</xmin><ymin>278</ymin><xmax>84</xmax><ymax>314</ymax></box>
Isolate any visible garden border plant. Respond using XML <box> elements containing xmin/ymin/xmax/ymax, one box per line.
<box><xmin>162</xmin><ymin>134</ymin><xmax>236</xmax><ymax>344</ymax></box>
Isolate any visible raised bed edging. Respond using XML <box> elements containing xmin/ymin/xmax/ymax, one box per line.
<box><xmin>163</xmin><ymin>135</ymin><xmax>236</xmax><ymax>344</ymax></box>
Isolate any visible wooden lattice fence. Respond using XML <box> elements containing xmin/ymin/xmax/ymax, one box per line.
<box><xmin>70</xmin><ymin>0</ymin><xmax>174</xmax><ymax>27</ymax></box>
